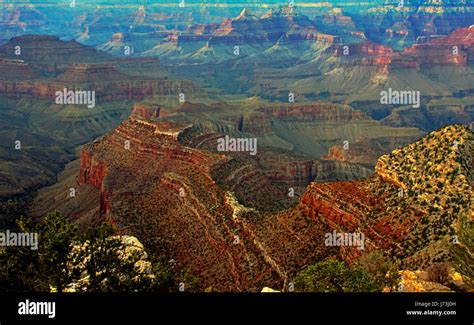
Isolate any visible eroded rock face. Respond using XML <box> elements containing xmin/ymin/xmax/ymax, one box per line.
<box><xmin>404</xmin><ymin>26</ymin><xmax>474</xmax><ymax>65</ymax></box>
<box><xmin>257</xmin><ymin>102</ymin><xmax>368</xmax><ymax>122</ymax></box>
<box><xmin>0</xmin><ymin>36</ymin><xmax>195</xmax><ymax>101</ymax></box>
<box><xmin>298</xmin><ymin>125</ymin><xmax>473</xmax><ymax>275</ymax></box>
<box><xmin>6</xmin><ymin>10</ymin><xmax>471</xmax><ymax>293</ymax></box>
<box><xmin>72</xmin><ymin>119</ymin><xmax>285</xmax><ymax>291</ymax></box>
<box><xmin>323</xmin><ymin>8</ymin><xmax>357</xmax><ymax>29</ymax></box>
<box><xmin>0</xmin><ymin>58</ymin><xmax>38</xmax><ymax>80</ymax></box>
<box><xmin>35</xmin><ymin>111</ymin><xmax>472</xmax><ymax>292</ymax></box>
<box><xmin>78</xmin><ymin>150</ymin><xmax>110</xmax><ymax>216</ymax></box>
<box><xmin>131</xmin><ymin>103</ymin><xmax>163</xmax><ymax>120</ymax></box>
<box><xmin>79</xmin><ymin>150</ymin><xmax>108</xmax><ymax>189</ymax></box>
<box><xmin>334</xmin><ymin>41</ymin><xmax>394</xmax><ymax>57</ymax></box>
<box><xmin>38</xmin><ymin>117</ymin><xmax>337</xmax><ymax>291</ymax></box>
<box><xmin>427</xmin><ymin>26</ymin><xmax>474</xmax><ymax>47</ymax></box>
<box><xmin>96</xmin><ymin>33</ymin><xmax>125</xmax><ymax>55</ymax></box>
<box><xmin>175</xmin><ymin>7</ymin><xmax>341</xmax><ymax>47</ymax></box>
<box><xmin>404</xmin><ymin>44</ymin><xmax>468</xmax><ymax>65</ymax></box>
<box><xmin>329</xmin><ymin>27</ymin><xmax>474</xmax><ymax>70</ymax></box>
<box><xmin>321</xmin><ymin>140</ymin><xmax>386</xmax><ymax>165</ymax></box>
<box><xmin>0</xmin><ymin>74</ymin><xmax>196</xmax><ymax>102</ymax></box>
<box><xmin>0</xmin><ymin>35</ymin><xmax>111</xmax><ymax>66</ymax></box>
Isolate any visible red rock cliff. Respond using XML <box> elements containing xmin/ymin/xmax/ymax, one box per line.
<box><xmin>79</xmin><ymin>150</ymin><xmax>110</xmax><ymax>216</ymax></box>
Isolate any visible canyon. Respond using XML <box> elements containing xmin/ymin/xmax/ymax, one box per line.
<box><xmin>31</xmin><ymin>115</ymin><xmax>473</xmax><ymax>291</ymax></box>
<box><xmin>0</xmin><ymin>1</ymin><xmax>473</xmax><ymax>292</ymax></box>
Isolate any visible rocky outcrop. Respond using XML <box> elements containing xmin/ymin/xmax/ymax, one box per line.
<box><xmin>257</xmin><ymin>102</ymin><xmax>368</xmax><ymax>122</ymax></box>
<box><xmin>39</xmin><ymin>116</ymin><xmax>340</xmax><ymax>291</ymax></box>
<box><xmin>0</xmin><ymin>58</ymin><xmax>38</xmax><ymax>80</ymax></box>
<box><xmin>321</xmin><ymin>140</ymin><xmax>386</xmax><ymax>165</ymax></box>
<box><xmin>96</xmin><ymin>33</ymin><xmax>125</xmax><ymax>55</ymax></box>
<box><xmin>427</xmin><ymin>26</ymin><xmax>474</xmax><ymax>48</ymax></box>
<box><xmin>294</xmin><ymin>124</ymin><xmax>473</xmax><ymax>279</ymax></box>
<box><xmin>0</xmin><ymin>73</ymin><xmax>196</xmax><ymax>101</ymax></box>
<box><xmin>69</xmin><ymin>119</ymin><xmax>285</xmax><ymax>290</ymax></box>
<box><xmin>33</xmin><ymin>115</ymin><xmax>472</xmax><ymax>292</ymax></box>
<box><xmin>330</xmin><ymin>27</ymin><xmax>474</xmax><ymax>70</ymax></box>
<box><xmin>78</xmin><ymin>150</ymin><xmax>110</xmax><ymax>216</ymax></box>
<box><xmin>131</xmin><ymin>102</ymin><xmax>163</xmax><ymax>120</ymax></box>
<box><xmin>0</xmin><ymin>35</ymin><xmax>111</xmax><ymax>66</ymax></box>
<box><xmin>54</xmin><ymin>63</ymin><xmax>130</xmax><ymax>83</ymax></box>
<box><xmin>175</xmin><ymin>7</ymin><xmax>341</xmax><ymax>46</ymax></box>
<box><xmin>332</xmin><ymin>41</ymin><xmax>420</xmax><ymax>70</ymax></box>
<box><xmin>397</xmin><ymin>270</ymin><xmax>453</xmax><ymax>292</ymax></box>
<box><xmin>79</xmin><ymin>150</ymin><xmax>108</xmax><ymax>188</ymax></box>
<box><xmin>266</xmin><ymin>159</ymin><xmax>372</xmax><ymax>184</ymax></box>
<box><xmin>323</xmin><ymin>8</ymin><xmax>357</xmax><ymax>29</ymax></box>
<box><xmin>404</xmin><ymin>44</ymin><xmax>468</xmax><ymax>65</ymax></box>
<box><xmin>403</xmin><ymin>26</ymin><xmax>474</xmax><ymax>65</ymax></box>
<box><xmin>334</xmin><ymin>41</ymin><xmax>394</xmax><ymax>57</ymax></box>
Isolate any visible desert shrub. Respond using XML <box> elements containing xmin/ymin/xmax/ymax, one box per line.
<box><xmin>352</xmin><ymin>250</ymin><xmax>400</xmax><ymax>292</ymax></box>
<box><xmin>293</xmin><ymin>259</ymin><xmax>379</xmax><ymax>292</ymax></box>
<box><xmin>0</xmin><ymin>212</ymin><xmax>175</xmax><ymax>293</ymax></box>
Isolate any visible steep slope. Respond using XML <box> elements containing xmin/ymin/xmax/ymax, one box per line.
<box><xmin>32</xmin><ymin>119</ymin><xmax>472</xmax><ymax>291</ymax></box>
<box><xmin>32</xmin><ymin>117</ymin><xmax>334</xmax><ymax>291</ymax></box>
<box><xmin>159</xmin><ymin>99</ymin><xmax>423</xmax><ymax>161</ymax></box>
<box><xmin>295</xmin><ymin>124</ymin><xmax>473</xmax><ymax>277</ymax></box>
<box><xmin>0</xmin><ymin>35</ymin><xmax>111</xmax><ymax>68</ymax></box>
<box><xmin>0</xmin><ymin>62</ymin><xmax>196</xmax><ymax>102</ymax></box>
<box><xmin>0</xmin><ymin>58</ymin><xmax>38</xmax><ymax>80</ymax></box>
<box><xmin>0</xmin><ymin>36</ymin><xmax>197</xmax><ymax>198</ymax></box>
<box><xmin>144</xmin><ymin>7</ymin><xmax>341</xmax><ymax>63</ymax></box>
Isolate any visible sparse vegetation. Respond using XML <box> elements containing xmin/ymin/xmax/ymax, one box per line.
<box><xmin>0</xmin><ymin>212</ymin><xmax>176</xmax><ymax>293</ymax></box>
<box><xmin>293</xmin><ymin>259</ymin><xmax>381</xmax><ymax>292</ymax></box>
